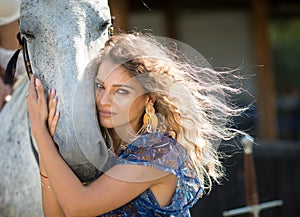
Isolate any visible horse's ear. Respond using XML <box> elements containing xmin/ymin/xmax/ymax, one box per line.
<box><xmin>4</xmin><ymin>49</ymin><xmax>22</xmax><ymax>85</ymax></box>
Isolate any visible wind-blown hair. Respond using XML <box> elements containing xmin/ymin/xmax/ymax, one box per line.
<box><xmin>100</xmin><ymin>33</ymin><xmax>244</xmax><ymax>191</ymax></box>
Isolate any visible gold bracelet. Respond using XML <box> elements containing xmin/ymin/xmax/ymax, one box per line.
<box><xmin>41</xmin><ymin>182</ymin><xmax>51</xmax><ymax>189</ymax></box>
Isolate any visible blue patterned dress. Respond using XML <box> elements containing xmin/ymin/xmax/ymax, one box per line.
<box><xmin>100</xmin><ymin>132</ymin><xmax>203</xmax><ymax>216</ymax></box>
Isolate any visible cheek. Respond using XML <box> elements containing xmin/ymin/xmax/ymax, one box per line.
<box><xmin>113</xmin><ymin>96</ymin><xmax>133</xmax><ymax>111</ymax></box>
<box><xmin>113</xmin><ymin>93</ymin><xmax>144</xmax><ymax>107</ymax></box>
<box><xmin>112</xmin><ymin>94</ymin><xmax>147</xmax><ymax>117</ymax></box>
<box><xmin>129</xmin><ymin>97</ymin><xmax>146</xmax><ymax>116</ymax></box>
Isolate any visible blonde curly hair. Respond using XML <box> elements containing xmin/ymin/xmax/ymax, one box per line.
<box><xmin>100</xmin><ymin>33</ymin><xmax>244</xmax><ymax>191</ymax></box>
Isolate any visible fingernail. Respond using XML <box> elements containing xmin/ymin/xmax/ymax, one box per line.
<box><xmin>36</xmin><ymin>78</ymin><xmax>41</xmax><ymax>86</ymax></box>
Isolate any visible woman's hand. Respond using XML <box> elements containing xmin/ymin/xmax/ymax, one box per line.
<box><xmin>27</xmin><ymin>76</ymin><xmax>49</xmax><ymax>137</ymax></box>
<box><xmin>27</xmin><ymin>76</ymin><xmax>60</xmax><ymax>138</ymax></box>
<box><xmin>47</xmin><ymin>89</ymin><xmax>60</xmax><ymax>137</ymax></box>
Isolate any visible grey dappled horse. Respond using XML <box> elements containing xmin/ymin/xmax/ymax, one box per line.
<box><xmin>0</xmin><ymin>1</ymin><xmax>111</xmax><ymax>216</ymax></box>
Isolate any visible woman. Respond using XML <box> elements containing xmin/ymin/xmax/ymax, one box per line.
<box><xmin>27</xmin><ymin>33</ymin><xmax>242</xmax><ymax>216</ymax></box>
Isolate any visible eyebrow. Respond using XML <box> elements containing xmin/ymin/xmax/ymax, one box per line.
<box><xmin>95</xmin><ymin>78</ymin><xmax>136</xmax><ymax>90</ymax></box>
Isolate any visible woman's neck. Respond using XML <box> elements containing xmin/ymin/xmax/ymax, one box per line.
<box><xmin>107</xmin><ymin>129</ymin><xmax>122</xmax><ymax>145</ymax></box>
<box><xmin>105</xmin><ymin>120</ymin><xmax>144</xmax><ymax>154</ymax></box>
<box><xmin>106</xmin><ymin>129</ymin><xmax>128</xmax><ymax>154</ymax></box>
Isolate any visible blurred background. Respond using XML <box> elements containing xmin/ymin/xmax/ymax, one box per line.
<box><xmin>109</xmin><ymin>0</ymin><xmax>300</xmax><ymax>216</ymax></box>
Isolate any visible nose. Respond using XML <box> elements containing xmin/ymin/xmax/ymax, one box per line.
<box><xmin>95</xmin><ymin>89</ymin><xmax>113</xmax><ymax>107</ymax></box>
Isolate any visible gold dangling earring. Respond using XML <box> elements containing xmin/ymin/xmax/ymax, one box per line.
<box><xmin>143</xmin><ymin>103</ymin><xmax>158</xmax><ymax>133</ymax></box>
<box><xmin>108</xmin><ymin>16</ymin><xmax>115</xmax><ymax>37</ymax></box>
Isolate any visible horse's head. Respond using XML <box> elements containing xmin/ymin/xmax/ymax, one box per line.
<box><xmin>20</xmin><ymin>0</ymin><xmax>111</xmax><ymax>182</ymax></box>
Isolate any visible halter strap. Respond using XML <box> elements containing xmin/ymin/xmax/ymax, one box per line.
<box><xmin>22</xmin><ymin>33</ymin><xmax>33</xmax><ymax>80</ymax></box>
<box><xmin>4</xmin><ymin>32</ymin><xmax>33</xmax><ymax>85</ymax></box>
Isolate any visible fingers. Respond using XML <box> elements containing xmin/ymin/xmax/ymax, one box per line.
<box><xmin>27</xmin><ymin>76</ymin><xmax>44</xmax><ymax>102</ymax></box>
<box><xmin>47</xmin><ymin>89</ymin><xmax>60</xmax><ymax>137</ymax></box>
<box><xmin>27</xmin><ymin>75</ymin><xmax>37</xmax><ymax>100</ymax></box>
<box><xmin>48</xmin><ymin>89</ymin><xmax>57</xmax><ymax>120</ymax></box>
<box><xmin>49</xmin><ymin>110</ymin><xmax>60</xmax><ymax>137</ymax></box>
<box><xmin>26</xmin><ymin>76</ymin><xmax>61</xmax><ymax>138</ymax></box>
<box><xmin>35</xmin><ymin>78</ymin><xmax>46</xmax><ymax>105</ymax></box>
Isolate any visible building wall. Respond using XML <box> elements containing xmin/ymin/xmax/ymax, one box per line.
<box><xmin>128</xmin><ymin>9</ymin><xmax>256</xmax><ymax>104</ymax></box>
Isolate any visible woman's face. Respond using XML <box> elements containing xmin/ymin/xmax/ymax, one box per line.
<box><xmin>95</xmin><ymin>60</ymin><xmax>148</xmax><ymax>133</ymax></box>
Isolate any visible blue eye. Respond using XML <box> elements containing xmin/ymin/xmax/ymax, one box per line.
<box><xmin>116</xmin><ymin>88</ymin><xmax>129</xmax><ymax>94</ymax></box>
<box><xmin>95</xmin><ymin>82</ymin><xmax>104</xmax><ymax>89</ymax></box>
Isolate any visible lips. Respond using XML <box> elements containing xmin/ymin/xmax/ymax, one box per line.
<box><xmin>99</xmin><ymin>109</ymin><xmax>116</xmax><ymax>117</ymax></box>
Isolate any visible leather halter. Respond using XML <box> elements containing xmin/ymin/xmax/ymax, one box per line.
<box><xmin>4</xmin><ymin>32</ymin><xmax>32</xmax><ymax>85</ymax></box>
<box><xmin>2</xmin><ymin>32</ymin><xmax>39</xmax><ymax>164</ymax></box>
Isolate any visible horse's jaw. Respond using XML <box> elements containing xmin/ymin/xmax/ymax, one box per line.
<box><xmin>54</xmin><ymin>56</ymin><xmax>108</xmax><ymax>182</ymax></box>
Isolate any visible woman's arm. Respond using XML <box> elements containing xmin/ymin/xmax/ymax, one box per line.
<box><xmin>27</xmin><ymin>77</ymin><xmax>172</xmax><ymax>217</ymax></box>
<box><xmin>37</xmin><ymin>87</ymin><xmax>65</xmax><ymax>217</ymax></box>
<box><xmin>40</xmin><ymin>157</ymin><xmax>66</xmax><ymax>217</ymax></box>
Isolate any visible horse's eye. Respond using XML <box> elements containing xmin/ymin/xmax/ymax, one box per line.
<box><xmin>99</xmin><ymin>19</ymin><xmax>111</xmax><ymax>32</ymax></box>
<box><xmin>21</xmin><ymin>31</ymin><xmax>35</xmax><ymax>40</ymax></box>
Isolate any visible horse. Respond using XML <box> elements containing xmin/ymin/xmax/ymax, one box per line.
<box><xmin>0</xmin><ymin>0</ymin><xmax>111</xmax><ymax>216</ymax></box>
